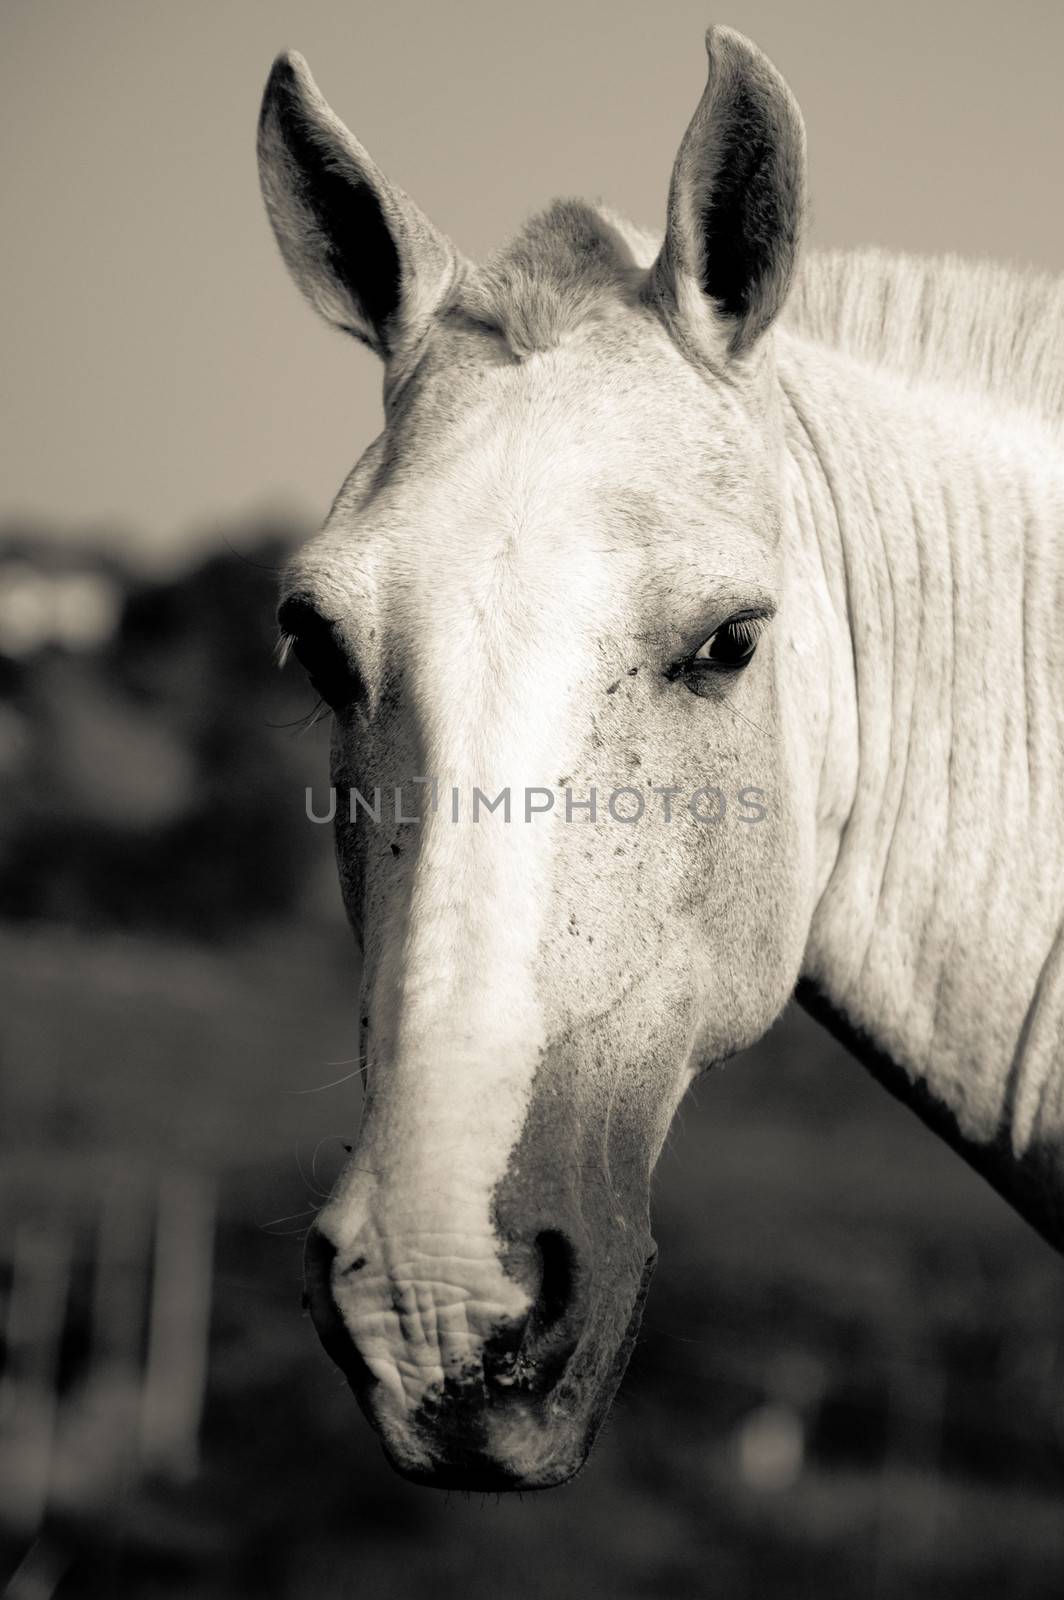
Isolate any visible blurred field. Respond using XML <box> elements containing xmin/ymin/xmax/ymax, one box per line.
<box><xmin>1</xmin><ymin>529</ymin><xmax>1063</xmax><ymax>1598</ymax></box>
<box><xmin>3</xmin><ymin>917</ymin><xmax>1063</xmax><ymax>1599</ymax></box>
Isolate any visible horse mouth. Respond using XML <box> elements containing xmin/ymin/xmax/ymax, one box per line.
<box><xmin>364</xmin><ymin>1364</ymin><xmax>607</xmax><ymax>1493</ymax></box>
<box><xmin>389</xmin><ymin>1392</ymin><xmax>591</xmax><ymax>1493</ymax></box>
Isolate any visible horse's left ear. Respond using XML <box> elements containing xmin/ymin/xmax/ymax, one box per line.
<box><xmin>649</xmin><ymin>26</ymin><xmax>806</xmax><ymax>362</ymax></box>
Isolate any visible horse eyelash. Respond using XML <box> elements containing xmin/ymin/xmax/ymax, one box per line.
<box><xmin>294</xmin><ymin>698</ymin><xmax>331</xmax><ymax>735</ymax></box>
<box><xmin>264</xmin><ymin>699</ymin><xmax>332</xmax><ymax>734</ymax></box>
<box><xmin>274</xmin><ymin>629</ymin><xmax>336</xmax><ymax>731</ymax></box>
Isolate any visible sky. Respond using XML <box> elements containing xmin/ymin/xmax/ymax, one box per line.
<box><xmin>2</xmin><ymin>0</ymin><xmax>1062</xmax><ymax>557</ymax></box>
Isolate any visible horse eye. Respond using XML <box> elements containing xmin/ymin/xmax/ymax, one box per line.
<box><xmin>278</xmin><ymin>598</ymin><xmax>360</xmax><ymax>710</ymax></box>
<box><xmin>690</xmin><ymin>614</ymin><xmax>765</xmax><ymax>672</ymax></box>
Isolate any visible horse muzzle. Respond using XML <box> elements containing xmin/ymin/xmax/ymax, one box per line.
<box><xmin>303</xmin><ymin>1218</ymin><xmax>657</xmax><ymax>1491</ymax></box>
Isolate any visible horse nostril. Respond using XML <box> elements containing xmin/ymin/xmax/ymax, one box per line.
<box><xmin>532</xmin><ymin>1229</ymin><xmax>576</xmax><ymax>1330</ymax></box>
<box><xmin>485</xmin><ymin>1229</ymin><xmax>581</xmax><ymax>1397</ymax></box>
<box><xmin>303</xmin><ymin>1226</ymin><xmax>374</xmax><ymax>1394</ymax></box>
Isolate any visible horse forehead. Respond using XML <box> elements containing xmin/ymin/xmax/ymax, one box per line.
<box><xmin>402</xmin><ymin>316</ymin><xmax>710</xmax><ymax>483</ymax></box>
<box><xmin>367</xmin><ymin>353</ymin><xmax>737</xmax><ymax>602</ymax></box>
<box><xmin>289</xmin><ymin>328</ymin><xmax>773</xmax><ymax>665</ymax></box>
<box><xmin>365</xmin><ymin>367</ymin><xmax>678</xmax><ymax>615</ymax></box>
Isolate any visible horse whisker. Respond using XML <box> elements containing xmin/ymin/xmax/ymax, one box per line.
<box><xmin>260</xmin><ymin>1205</ymin><xmax>321</xmax><ymax>1231</ymax></box>
<box><xmin>285</xmin><ymin>1064</ymin><xmax>366</xmax><ymax>1095</ymax></box>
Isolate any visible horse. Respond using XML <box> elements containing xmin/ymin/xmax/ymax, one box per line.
<box><xmin>256</xmin><ymin>24</ymin><xmax>1064</xmax><ymax>1491</ymax></box>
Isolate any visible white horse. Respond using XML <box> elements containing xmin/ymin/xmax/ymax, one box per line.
<box><xmin>257</xmin><ymin>25</ymin><xmax>1064</xmax><ymax>1490</ymax></box>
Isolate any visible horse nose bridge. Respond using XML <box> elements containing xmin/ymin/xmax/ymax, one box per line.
<box><xmin>363</xmin><ymin>803</ymin><xmax>554</xmax><ymax>1056</ymax></box>
<box><xmin>415</xmin><ymin>788</ymin><xmax>552</xmax><ymax>926</ymax></box>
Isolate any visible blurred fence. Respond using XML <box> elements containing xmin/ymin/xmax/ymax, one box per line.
<box><xmin>1</xmin><ymin>1172</ymin><xmax>215</xmax><ymax>1599</ymax></box>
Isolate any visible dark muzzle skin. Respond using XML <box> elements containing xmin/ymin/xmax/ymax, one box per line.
<box><xmin>302</xmin><ymin>1040</ymin><xmax>669</xmax><ymax>1492</ymax></box>
<box><xmin>412</xmin><ymin>1242</ymin><xmax>659</xmax><ymax>1493</ymax></box>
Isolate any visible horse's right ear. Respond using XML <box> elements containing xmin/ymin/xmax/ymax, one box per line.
<box><xmin>648</xmin><ymin>27</ymin><xmax>806</xmax><ymax>364</ymax></box>
<box><xmin>257</xmin><ymin>52</ymin><xmax>460</xmax><ymax>359</ymax></box>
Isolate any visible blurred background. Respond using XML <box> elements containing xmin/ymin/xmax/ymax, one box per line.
<box><xmin>2</xmin><ymin>1</ymin><xmax>1063</xmax><ymax>1596</ymax></box>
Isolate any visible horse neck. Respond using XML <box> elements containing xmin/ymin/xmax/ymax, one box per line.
<box><xmin>776</xmin><ymin>331</ymin><xmax>1064</xmax><ymax>1246</ymax></box>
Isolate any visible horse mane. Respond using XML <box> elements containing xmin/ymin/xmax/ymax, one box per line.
<box><xmin>465</xmin><ymin>204</ymin><xmax>1064</xmax><ymax>436</ymax></box>
<box><xmin>783</xmin><ymin>247</ymin><xmax>1064</xmax><ymax>436</ymax></box>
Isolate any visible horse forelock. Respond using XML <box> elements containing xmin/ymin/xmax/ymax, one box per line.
<box><xmin>454</xmin><ymin>199</ymin><xmax>658</xmax><ymax>359</ymax></box>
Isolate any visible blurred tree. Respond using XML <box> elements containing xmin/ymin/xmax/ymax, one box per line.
<box><xmin>0</xmin><ymin>525</ymin><xmax>331</xmax><ymax>937</ymax></box>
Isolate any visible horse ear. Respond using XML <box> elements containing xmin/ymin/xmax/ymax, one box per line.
<box><xmin>257</xmin><ymin>52</ymin><xmax>460</xmax><ymax>358</ymax></box>
<box><xmin>649</xmin><ymin>27</ymin><xmax>805</xmax><ymax>361</ymax></box>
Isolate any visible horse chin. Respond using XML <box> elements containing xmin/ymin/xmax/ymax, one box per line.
<box><xmin>361</xmin><ymin>1382</ymin><xmax>599</xmax><ymax>1493</ymax></box>
<box><xmin>380</xmin><ymin>1409</ymin><xmax>591</xmax><ymax>1493</ymax></box>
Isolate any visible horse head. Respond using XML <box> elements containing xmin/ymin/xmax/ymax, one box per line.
<box><xmin>259</xmin><ymin>26</ymin><xmax>826</xmax><ymax>1489</ymax></box>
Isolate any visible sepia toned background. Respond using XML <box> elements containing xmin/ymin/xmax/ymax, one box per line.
<box><xmin>2</xmin><ymin>2</ymin><xmax>1063</xmax><ymax>1597</ymax></box>
<box><xmin>4</xmin><ymin>0</ymin><xmax>1064</xmax><ymax>554</ymax></box>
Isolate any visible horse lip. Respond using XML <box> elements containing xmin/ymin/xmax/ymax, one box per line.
<box><xmin>395</xmin><ymin>1394</ymin><xmax>592</xmax><ymax>1492</ymax></box>
<box><xmin>387</xmin><ymin>1446</ymin><xmax>587</xmax><ymax>1494</ymax></box>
